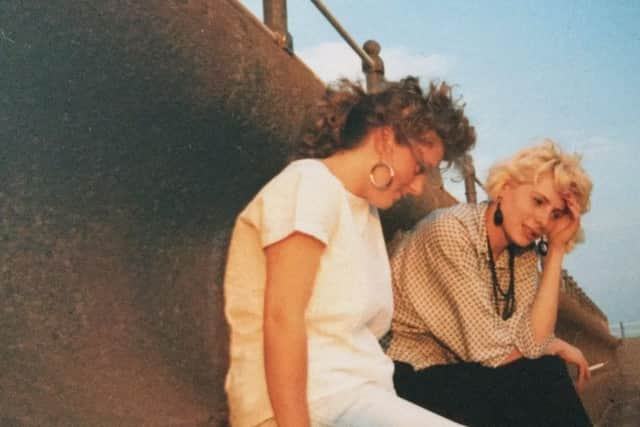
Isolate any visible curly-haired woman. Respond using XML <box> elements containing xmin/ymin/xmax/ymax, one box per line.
<box><xmin>224</xmin><ymin>77</ymin><xmax>475</xmax><ymax>427</ymax></box>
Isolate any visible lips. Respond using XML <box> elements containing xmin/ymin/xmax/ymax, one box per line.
<box><xmin>523</xmin><ymin>225</ymin><xmax>540</xmax><ymax>242</ymax></box>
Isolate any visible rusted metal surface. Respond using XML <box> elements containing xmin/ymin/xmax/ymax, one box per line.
<box><xmin>1</xmin><ymin>0</ymin><xmax>323</xmax><ymax>425</ymax></box>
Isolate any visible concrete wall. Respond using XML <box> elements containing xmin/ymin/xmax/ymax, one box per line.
<box><xmin>1</xmin><ymin>1</ymin><xmax>323</xmax><ymax>425</ymax></box>
<box><xmin>556</xmin><ymin>274</ymin><xmax>622</xmax><ymax>424</ymax></box>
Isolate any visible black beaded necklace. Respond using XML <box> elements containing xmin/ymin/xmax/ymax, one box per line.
<box><xmin>487</xmin><ymin>237</ymin><xmax>516</xmax><ymax>320</ymax></box>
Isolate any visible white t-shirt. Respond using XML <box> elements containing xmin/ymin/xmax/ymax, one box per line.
<box><xmin>224</xmin><ymin>159</ymin><xmax>395</xmax><ymax>427</ymax></box>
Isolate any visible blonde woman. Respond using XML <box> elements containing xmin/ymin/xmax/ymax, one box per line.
<box><xmin>224</xmin><ymin>77</ymin><xmax>475</xmax><ymax>427</ymax></box>
<box><xmin>389</xmin><ymin>140</ymin><xmax>593</xmax><ymax>426</ymax></box>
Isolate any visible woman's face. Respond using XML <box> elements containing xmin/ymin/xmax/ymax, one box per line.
<box><xmin>371</xmin><ymin>130</ymin><xmax>445</xmax><ymax>209</ymax></box>
<box><xmin>500</xmin><ymin>174</ymin><xmax>569</xmax><ymax>247</ymax></box>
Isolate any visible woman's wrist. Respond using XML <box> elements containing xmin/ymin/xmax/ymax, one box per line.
<box><xmin>542</xmin><ymin>244</ymin><xmax>565</xmax><ymax>268</ymax></box>
<box><xmin>546</xmin><ymin>237</ymin><xmax>569</xmax><ymax>255</ymax></box>
<box><xmin>544</xmin><ymin>337</ymin><xmax>562</xmax><ymax>355</ymax></box>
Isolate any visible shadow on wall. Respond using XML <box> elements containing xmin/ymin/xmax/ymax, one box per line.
<box><xmin>1</xmin><ymin>1</ymin><xmax>323</xmax><ymax>425</ymax></box>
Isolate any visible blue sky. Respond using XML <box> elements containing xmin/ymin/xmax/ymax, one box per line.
<box><xmin>241</xmin><ymin>1</ymin><xmax>640</xmax><ymax>324</ymax></box>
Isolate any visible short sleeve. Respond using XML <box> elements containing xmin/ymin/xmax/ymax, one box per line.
<box><xmin>257</xmin><ymin>162</ymin><xmax>342</xmax><ymax>248</ymax></box>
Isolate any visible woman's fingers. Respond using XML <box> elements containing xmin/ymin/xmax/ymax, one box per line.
<box><xmin>585</xmin><ymin>362</ymin><xmax>593</xmax><ymax>381</ymax></box>
<box><xmin>574</xmin><ymin>352</ymin><xmax>591</xmax><ymax>393</ymax></box>
<box><xmin>547</xmin><ymin>193</ymin><xmax>581</xmax><ymax>250</ymax></box>
<box><xmin>576</xmin><ymin>360</ymin><xmax>590</xmax><ymax>392</ymax></box>
<box><xmin>565</xmin><ymin>194</ymin><xmax>581</xmax><ymax>221</ymax></box>
<box><xmin>557</xmin><ymin>342</ymin><xmax>591</xmax><ymax>392</ymax></box>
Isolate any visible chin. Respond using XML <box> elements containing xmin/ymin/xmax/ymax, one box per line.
<box><xmin>507</xmin><ymin>231</ymin><xmax>533</xmax><ymax>249</ymax></box>
<box><xmin>512</xmin><ymin>240</ymin><xmax>532</xmax><ymax>249</ymax></box>
<box><xmin>515</xmin><ymin>237</ymin><xmax>536</xmax><ymax>249</ymax></box>
<box><xmin>373</xmin><ymin>197</ymin><xmax>395</xmax><ymax>210</ymax></box>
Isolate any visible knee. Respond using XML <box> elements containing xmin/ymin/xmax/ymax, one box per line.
<box><xmin>524</xmin><ymin>356</ymin><xmax>575</xmax><ymax>390</ymax></box>
<box><xmin>512</xmin><ymin>356</ymin><xmax>569</xmax><ymax>383</ymax></box>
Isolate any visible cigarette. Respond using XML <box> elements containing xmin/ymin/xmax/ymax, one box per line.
<box><xmin>588</xmin><ymin>362</ymin><xmax>607</xmax><ymax>372</ymax></box>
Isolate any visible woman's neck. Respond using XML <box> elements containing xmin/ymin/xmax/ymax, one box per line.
<box><xmin>321</xmin><ymin>149</ymin><xmax>371</xmax><ymax>198</ymax></box>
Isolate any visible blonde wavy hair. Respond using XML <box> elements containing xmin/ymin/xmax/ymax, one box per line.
<box><xmin>485</xmin><ymin>139</ymin><xmax>593</xmax><ymax>251</ymax></box>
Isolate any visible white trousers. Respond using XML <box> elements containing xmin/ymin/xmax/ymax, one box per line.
<box><xmin>257</xmin><ymin>383</ymin><xmax>462</xmax><ymax>427</ymax></box>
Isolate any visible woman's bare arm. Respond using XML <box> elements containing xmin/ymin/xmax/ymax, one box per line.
<box><xmin>264</xmin><ymin>232</ymin><xmax>325</xmax><ymax>427</ymax></box>
<box><xmin>529</xmin><ymin>195</ymin><xmax>581</xmax><ymax>344</ymax></box>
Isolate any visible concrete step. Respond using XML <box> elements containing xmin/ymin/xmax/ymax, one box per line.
<box><xmin>598</xmin><ymin>397</ymin><xmax>640</xmax><ymax>427</ymax></box>
<box><xmin>597</xmin><ymin>337</ymin><xmax>640</xmax><ymax>427</ymax></box>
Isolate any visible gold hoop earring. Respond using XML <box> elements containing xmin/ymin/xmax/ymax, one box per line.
<box><xmin>369</xmin><ymin>161</ymin><xmax>395</xmax><ymax>190</ymax></box>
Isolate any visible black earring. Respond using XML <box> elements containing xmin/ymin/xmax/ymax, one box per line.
<box><xmin>493</xmin><ymin>201</ymin><xmax>504</xmax><ymax>226</ymax></box>
<box><xmin>537</xmin><ymin>239</ymin><xmax>548</xmax><ymax>256</ymax></box>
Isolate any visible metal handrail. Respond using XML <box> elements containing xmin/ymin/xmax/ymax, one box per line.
<box><xmin>611</xmin><ymin>320</ymin><xmax>640</xmax><ymax>339</ymax></box>
<box><xmin>309</xmin><ymin>0</ymin><xmax>375</xmax><ymax>69</ymax></box>
<box><xmin>264</xmin><ymin>0</ymin><xmax>478</xmax><ymax>197</ymax></box>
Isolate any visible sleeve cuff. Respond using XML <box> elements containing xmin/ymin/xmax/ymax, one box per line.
<box><xmin>516</xmin><ymin>311</ymin><xmax>556</xmax><ymax>359</ymax></box>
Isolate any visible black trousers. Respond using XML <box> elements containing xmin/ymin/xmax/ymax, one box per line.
<box><xmin>393</xmin><ymin>356</ymin><xmax>592</xmax><ymax>427</ymax></box>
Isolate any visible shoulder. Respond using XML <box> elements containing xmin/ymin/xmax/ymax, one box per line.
<box><xmin>246</xmin><ymin>159</ymin><xmax>347</xmax><ymax>246</ymax></box>
<box><xmin>417</xmin><ymin>203</ymin><xmax>482</xmax><ymax>243</ymax></box>
<box><xmin>262</xmin><ymin>159</ymin><xmax>343</xmax><ymax>200</ymax></box>
<box><xmin>391</xmin><ymin>203</ymin><xmax>486</xmax><ymax>268</ymax></box>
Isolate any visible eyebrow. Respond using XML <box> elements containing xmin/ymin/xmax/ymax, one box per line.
<box><xmin>533</xmin><ymin>191</ymin><xmax>565</xmax><ymax>211</ymax></box>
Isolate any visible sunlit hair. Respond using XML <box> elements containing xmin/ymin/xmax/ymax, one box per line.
<box><xmin>294</xmin><ymin>77</ymin><xmax>475</xmax><ymax>163</ymax></box>
<box><xmin>485</xmin><ymin>139</ymin><xmax>593</xmax><ymax>251</ymax></box>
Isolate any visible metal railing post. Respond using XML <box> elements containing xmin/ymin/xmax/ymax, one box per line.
<box><xmin>263</xmin><ymin>0</ymin><xmax>293</xmax><ymax>52</ymax></box>
<box><xmin>461</xmin><ymin>154</ymin><xmax>478</xmax><ymax>204</ymax></box>
<box><xmin>362</xmin><ymin>40</ymin><xmax>386</xmax><ymax>93</ymax></box>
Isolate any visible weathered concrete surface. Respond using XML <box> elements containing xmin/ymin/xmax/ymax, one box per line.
<box><xmin>556</xmin><ymin>294</ymin><xmax>622</xmax><ymax>423</ymax></box>
<box><xmin>599</xmin><ymin>337</ymin><xmax>640</xmax><ymax>427</ymax></box>
<box><xmin>1</xmin><ymin>0</ymin><xmax>323</xmax><ymax>425</ymax></box>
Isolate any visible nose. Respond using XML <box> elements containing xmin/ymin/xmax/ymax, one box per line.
<box><xmin>535</xmin><ymin>208</ymin><xmax>552</xmax><ymax>232</ymax></box>
<box><xmin>406</xmin><ymin>175</ymin><xmax>426</xmax><ymax>197</ymax></box>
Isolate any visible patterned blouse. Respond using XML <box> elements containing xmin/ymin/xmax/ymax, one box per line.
<box><xmin>386</xmin><ymin>202</ymin><xmax>553</xmax><ymax>370</ymax></box>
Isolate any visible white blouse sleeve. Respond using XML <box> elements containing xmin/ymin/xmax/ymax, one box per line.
<box><xmin>257</xmin><ymin>164</ymin><xmax>342</xmax><ymax>248</ymax></box>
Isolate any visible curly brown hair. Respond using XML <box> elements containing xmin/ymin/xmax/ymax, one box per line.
<box><xmin>421</xmin><ymin>81</ymin><xmax>476</xmax><ymax>163</ymax></box>
<box><xmin>294</xmin><ymin>76</ymin><xmax>475</xmax><ymax>163</ymax></box>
